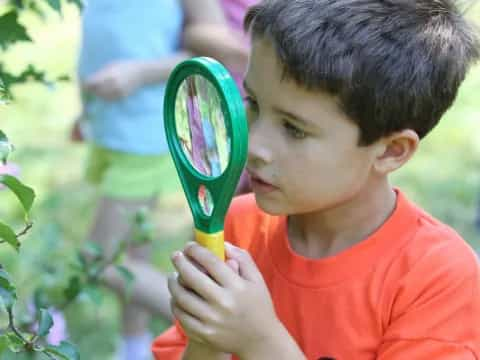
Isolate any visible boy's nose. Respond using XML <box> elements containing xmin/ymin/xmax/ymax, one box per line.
<box><xmin>247</xmin><ymin>120</ymin><xmax>273</xmax><ymax>166</ymax></box>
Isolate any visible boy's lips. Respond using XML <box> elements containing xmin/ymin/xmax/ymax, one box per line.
<box><xmin>247</xmin><ymin>170</ymin><xmax>278</xmax><ymax>193</ymax></box>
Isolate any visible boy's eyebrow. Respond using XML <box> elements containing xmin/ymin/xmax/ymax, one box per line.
<box><xmin>243</xmin><ymin>79</ymin><xmax>314</xmax><ymax>128</ymax></box>
<box><xmin>272</xmin><ymin>106</ymin><xmax>313</xmax><ymax>128</ymax></box>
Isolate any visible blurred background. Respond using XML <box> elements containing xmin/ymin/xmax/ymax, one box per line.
<box><xmin>0</xmin><ymin>3</ymin><xmax>479</xmax><ymax>360</ymax></box>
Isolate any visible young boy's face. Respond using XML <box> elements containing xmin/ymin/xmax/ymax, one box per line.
<box><xmin>244</xmin><ymin>39</ymin><xmax>381</xmax><ymax>215</ymax></box>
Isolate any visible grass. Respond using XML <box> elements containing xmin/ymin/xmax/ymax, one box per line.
<box><xmin>0</xmin><ymin>4</ymin><xmax>479</xmax><ymax>359</ymax></box>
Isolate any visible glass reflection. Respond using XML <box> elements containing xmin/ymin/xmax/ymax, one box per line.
<box><xmin>198</xmin><ymin>185</ymin><xmax>214</xmax><ymax>216</ymax></box>
<box><xmin>175</xmin><ymin>75</ymin><xmax>230</xmax><ymax>177</ymax></box>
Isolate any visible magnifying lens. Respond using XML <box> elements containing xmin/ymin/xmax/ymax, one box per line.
<box><xmin>164</xmin><ymin>57</ymin><xmax>248</xmax><ymax>260</ymax></box>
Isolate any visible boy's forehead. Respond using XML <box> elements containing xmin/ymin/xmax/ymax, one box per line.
<box><xmin>246</xmin><ymin>39</ymin><xmax>331</xmax><ymax>100</ymax></box>
<box><xmin>246</xmin><ymin>38</ymin><xmax>283</xmax><ymax>82</ymax></box>
<box><xmin>245</xmin><ymin>39</ymin><xmax>350</xmax><ymax>128</ymax></box>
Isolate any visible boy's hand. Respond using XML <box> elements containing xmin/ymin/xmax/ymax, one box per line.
<box><xmin>168</xmin><ymin>242</ymin><xmax>284</xmax><ymax>358</ymax></box>
<box><xmin>83</xmin><ymin>61</ymin><xmax>143</xmax><ymax>101</ymax></box>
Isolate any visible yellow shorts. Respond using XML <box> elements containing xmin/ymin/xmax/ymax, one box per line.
<box><xmin>85</xmin><ymin>145</ymin><xmax>182</xmax><ymax>199</ymax></box>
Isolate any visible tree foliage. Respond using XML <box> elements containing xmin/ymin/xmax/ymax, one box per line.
<box><xmin>0</xmin><ymin>1</ymin><xmax>150</xmax><ymax>358</ymax></box>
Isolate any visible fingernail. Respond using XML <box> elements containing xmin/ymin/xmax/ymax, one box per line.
<box><xmin>185</xmin><ymin>241</ymin><xmax>196</xmax><ymax>249</ymax></box>
<box><xmin>171</xmin><ymin>251</ymin><xmax>182</xmax><ymax>262</ymax></box>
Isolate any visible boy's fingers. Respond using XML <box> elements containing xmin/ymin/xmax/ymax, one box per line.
<box><xmin>171</xmin><ymin>251</ymin><xmax>221</xmax><ymax>302</ymax></box>
<box><xmin>183</xmin><ymin>242</ymin><xmax>237</xmax><ymax>286</ymax></box>
<box><xmin>167</xmin><ymin>274</ymin><xmax>210</xmax><ymax>322</ymax></box>
<box><xmin>226</xmin><ymin>259</ymin><xmax>240</xmax><ymax>275</ymax></box>
<box><xmin>224</xmin><ymin>242</ymin><xmax>262</xmax><ymax>282</ymax></box>
<box><xmin>170</xmin><ymin>300</ymin><xmax>207</xmax><ymax>343</ymax></box>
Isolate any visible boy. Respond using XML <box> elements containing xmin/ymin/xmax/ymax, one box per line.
<box><xmin>152</xmin><ymin>0</ymin><xmax>480</xmax><ymax>359</ymax></box>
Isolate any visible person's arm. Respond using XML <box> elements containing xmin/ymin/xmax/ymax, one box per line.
<box><xmin>102</xmin><ymin>257</ymin><xmax>173</xmax><ymax>321</ymax></box>
<box><xmin>181</xmin><ymin>0</ymin><xmax>249</xmax><ymax>71</ymax></box>
<box><xmin>129</xmin><ymin>51</ymin><xmax>193</xmax><ymax>87</ymax></box>
<box><xmin>82</xmin><ymin>51</ymin><xmax>192</xmax><ymax>101</ymax></box>
<box><xmin>377</xmin><ymin>244</ymin><xmax>480</xmax><ymax>359</ymax></box>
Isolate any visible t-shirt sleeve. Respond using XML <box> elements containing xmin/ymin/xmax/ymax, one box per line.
<box><xmin>377</xmin><ymin>239</ymin><xmax>480</xmax><ymax>359</ymax></box>
<box><xmin>151</xmin><ymin>321</ymin><xmax>187</xmax><ymax>359</ymax></box>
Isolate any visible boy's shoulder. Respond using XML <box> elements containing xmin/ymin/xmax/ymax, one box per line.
<box><xmin>385</xmin><ymin>191</ymin><xmax>479</xmax><ymax>294</ymax></box>
<box><xmin>401</xmin><ymin>192</ymin><xmax>476</xmax><ymax>262</ymax></box>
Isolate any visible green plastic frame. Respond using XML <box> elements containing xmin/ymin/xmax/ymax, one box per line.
<box><xmin>164</xmin><ymin>57</ymin><xmax>248</xmax><ymax>234</ymax></box>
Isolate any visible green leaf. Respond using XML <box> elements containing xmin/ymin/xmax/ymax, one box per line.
<box><xmin>0</xmin><ymin>221</ymin><xmax>20</xmax><ymax>251</ymax></box>
<box><xmin>33</xmin><ymin>287</ymin><xmax>51</xmax><ymax>310</ymax></box>
<box><xmin>0</xmin><ymin>11</ymin><xmax>31</xmax><ymax>51</ymax></box>
<box><xmin>115</xmin><ymin>265</ymin><xmax>135</xmax><ymax>297</ymax></box>
<box><xmin>6</xmin><ymin>332</ymin><xmax>25</xmax><ymax>353</ymax></box>
<box><xmin>0</xmin><ymin>174</ymin><xmax>35</xmax><ymax>217</ymax></box>
<box><xmin>45</xmin><ymin>0</ymin><xmax>62</xmax><ymax>13</ymax></box>
<box><xmin>45</xmin><ymin>341</ymin><xmax>79</xmax><ymax>360</ymax></box>
<box><xmin>37</xmin><ymin>309</ymin><xmax>54</xmax><ymax>337</ymax></box>
<box><xmin>82</xmin><ymin>241</ymin><xmax>103</xmax><ymax>260</ymax></box>
<box><xmin>82</xmin><ymin>285</ymin><xmax>103</xmax><ymax>306</ymax></box>
<box><xmin>0</xmin><ymin>268</ymin><xmax>15</xmax><ymax>292</ymax></box>
<box><xmin>0</xmin><ymin>335</ymin><xmax>9</xmax><ymax>356</ymax></box>
<box><xmin>0</xmin><ymin>268</ymin><xmax>16</xmax><ymax>309</ymax></box>
<box><xmin>64</xmin><ymin>276</ymin><xmax>82</xmax><ymax>303</ymax></box>
<box><xmin>0</xmin><ymin>130</ymin><xmax>7</xmax><ymax>142</ymax></box>
<box><xmin>0</xmin><ymin>130</ymin><xmax>14</xmax><ymax>164</ymax></box>
<box><xmin>0</xmin><ymin>79</ymin><xmax>8</xmax><ymax>104</ymax></box>
<box><xmin>66</xmin><ymin>0</ymin><xmax>83</xmax><ymax>10</ymax></box>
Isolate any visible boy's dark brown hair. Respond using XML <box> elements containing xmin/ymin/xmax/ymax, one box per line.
<box><xmin>244</xmin><ymin>0</ymin><xmax>479</xmax><ymax>145</ymax></box>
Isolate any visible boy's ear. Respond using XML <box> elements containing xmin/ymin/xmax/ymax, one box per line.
<box><xmin>373</xmin><ymin>129</ymin><xmax>419</xmax><ymax>175</ymax></box>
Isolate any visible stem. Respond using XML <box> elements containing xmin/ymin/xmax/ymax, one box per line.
<box><xmin>16</xmin><ymin>221</ymin><xmax>33</xmax><ymax>238</ymax></box>
<box><xmin>42</xmin><ymin>350</ymin><xmax>57</xmax><ymax>360</ymax></box>
<box><xmin>7</xmin><ymin>306</ymin><xmax>29</xmax><ymax>344</ymax></box>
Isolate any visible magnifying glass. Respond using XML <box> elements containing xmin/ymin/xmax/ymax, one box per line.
<box><xmin>164</xmin><ymin>57</ymin><xmax>248</xmax><ymax>260</ymax></box>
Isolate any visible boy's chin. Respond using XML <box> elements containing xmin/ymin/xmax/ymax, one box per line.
<box><xmin>253</xmin><ymin>193</ymin><xmax>289</xmax><ymax>216</ymax></box>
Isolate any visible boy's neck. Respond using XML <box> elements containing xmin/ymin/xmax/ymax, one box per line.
<box><xmin>287</xmin><ymin>178</ymin><xmax>397</xmax><ymax>259</ymax></box>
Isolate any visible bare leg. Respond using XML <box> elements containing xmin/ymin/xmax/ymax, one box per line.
<box><xmin>87</xmin><ymin>196</ymin><xmax>172</xmax><ymax>337</ymax></box>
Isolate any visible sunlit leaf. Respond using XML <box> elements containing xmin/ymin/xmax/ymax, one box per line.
<box><xmin>0</xmin><ymin>174</ymin><xmax>35</xmax><ymax>217</ymax></box>
<box><xmin>0</xmin><ymin>221</ymin><xmax>20</xmax><ymax>251</ymax></box>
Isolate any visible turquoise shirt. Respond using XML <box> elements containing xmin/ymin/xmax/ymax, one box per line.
<box><xmin>78</xmin><ymin>0</ymin><xmax>183</xmax><ymax>155</ymax></box>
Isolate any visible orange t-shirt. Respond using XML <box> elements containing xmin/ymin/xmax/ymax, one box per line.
<box><xmin>152</xmin><ymin>190</ymin><xmax>480</xmax><ymax>359</ymax></box>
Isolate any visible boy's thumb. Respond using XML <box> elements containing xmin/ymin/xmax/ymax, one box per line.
<box><xmin>226</xmin><ymin>259</ymin><xmax>240</xmax><ymax>274</ymax></box>
<box><xmin>225</xmin><ymin>242</ymin><xmax>261</xmax><ymax>282</ymax></box>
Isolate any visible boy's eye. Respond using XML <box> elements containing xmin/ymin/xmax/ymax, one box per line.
<box><xmin>283</xmin><ymin>120</ymin><xmax>307</xmax><ymax>139</ymax></box>
<box><xmin>243</xmin><ymin>96</ymin><xmax>258</xmax><ymax>112</ymax></box>
<box><xmin>243</xmin><ymin>96</ymin><xmax>259</xmax><ymax>124</ymax></box>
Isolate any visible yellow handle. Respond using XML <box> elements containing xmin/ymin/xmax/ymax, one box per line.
<box><xmin>195</xmin><ymin>229</ymin><xmax>225</xmax><ymax>260</ymax></box>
